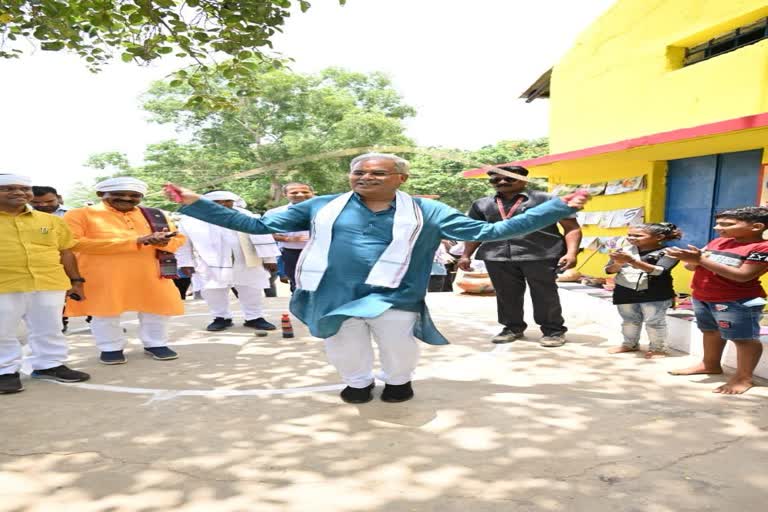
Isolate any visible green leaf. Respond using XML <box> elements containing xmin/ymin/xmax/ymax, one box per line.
<box><xmin>40</xmin><ymin>41</ymin><xmax>65</xmax><ymax>51</ymax></box>
<box><xmin>0</xmin><ymin>0</ymin><xmax>349</xmax><ymax>76</ymax></box>
<box><xmin>121</xmin><ymin>53</ymin><xmax>134</xmax><ymax>62</ymax></box>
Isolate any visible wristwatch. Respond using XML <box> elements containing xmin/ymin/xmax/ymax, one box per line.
<box><xmin>70</xmin><ymin>278</ymin><xmax>86</xmax><ymax>283</ymax></box>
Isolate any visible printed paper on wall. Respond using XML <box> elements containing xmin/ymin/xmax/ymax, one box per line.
<box><xmin>605</xmin><ymin>176</ymin><xmax>646</xmax><ymax>195</ymax></box>
<box><xmin>551</xmin><ymin>184</ymin><xmax>579</xmax><ymax>196</ymax></box>
<box><xmin>581</xmin><ymin>182</ymin><xmax>607</xmax><ymax>196</ymax></box>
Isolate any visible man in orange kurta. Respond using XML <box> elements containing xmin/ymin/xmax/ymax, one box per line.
<box><xmin>64</xmin><ymin>177</ymin><xmax>185</xmax><ymax>365</ymax></box>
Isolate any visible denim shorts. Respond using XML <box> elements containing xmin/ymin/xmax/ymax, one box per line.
<box><xmin>692</xmin><ymin>298</ymin><xmax>764</xmax><ymax>341</ymax></box>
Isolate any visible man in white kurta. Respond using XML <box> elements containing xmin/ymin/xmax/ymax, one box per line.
<box><xmin>264</xmin><ymin>182</ymin><xmax>315</xmax><ymax>292</ymax></box>
<box><xmin>177</xmin><ymin>191</ymin><xmax>280</xmax><ymax>332</ymax></box>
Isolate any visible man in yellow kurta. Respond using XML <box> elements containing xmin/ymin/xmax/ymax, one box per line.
<box><xmin>64</xmin><ymin>177</ymin><xmax>185</xmax><ymax>365</ymax></box>
<box><xmin>1</xmin><ymin>174</ymin><xmax>90</xmax><ymax>394</ymax></box>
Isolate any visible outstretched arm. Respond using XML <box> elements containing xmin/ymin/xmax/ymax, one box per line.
<box><xmin>179</xmin><ymin>198</ymin><xmax>311</xmax><ymax>235</ymax></box>
<box><xmin>439</xmin><ymin>196</ymin><xmax>584</xmax><ymax>242</ymax></box>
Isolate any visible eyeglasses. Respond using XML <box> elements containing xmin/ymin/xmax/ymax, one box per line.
<box><xmin>488</xmin><ymin>176</ymin><xmax>519</xmax><ymax>184</ymax></box>
<box><xmin>350</xmin><ymin>170</ymin><xmax>402</xmax><ymax>178</ymax></box>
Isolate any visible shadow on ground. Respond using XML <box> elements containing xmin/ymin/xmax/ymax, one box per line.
<box><xmin>1</xmin><ymin>294</ymin><xmax>767</xmax><ymax>511</ymax></box>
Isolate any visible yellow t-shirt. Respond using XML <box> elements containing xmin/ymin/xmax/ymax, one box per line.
<box><xmin>0</xmin><ymin>206</ymin><xmax>75</xmax><ymax>293</ymax></box>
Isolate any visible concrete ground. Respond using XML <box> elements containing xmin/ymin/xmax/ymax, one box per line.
<box><xmin>2</xmin><ymin>290</ymin><xmax>767</xmax><ymax>512</ymax></box>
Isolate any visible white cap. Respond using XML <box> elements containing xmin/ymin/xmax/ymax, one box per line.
<box><xmin>0</xmin><ymin>174</ymin><xmax>33</xmax><ymax>186</ymax></box>
<box><xmin>94</xmin><ymin>177</ymin><xmax>148</xmax><ymax>195</ymax></box>
<box><xmin>204</xmin><ymin>190</ymin><xmax>246</xmax><ymax>208</ymax></box>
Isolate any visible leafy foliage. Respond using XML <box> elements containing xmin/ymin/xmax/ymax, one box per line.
<box><xmin>405</xmin><ymin>139</ymin><xmax>550</xmax><ymax>211</ymax></box>
<box><xmin>0</xmin><ymin>1</ymin><xmax>345</xmax><ymax>95</ymax></box>
<box><xmin>84</xmin><ymin>66</ymin><xmax>416</xmax><ymax>211</ymax></box>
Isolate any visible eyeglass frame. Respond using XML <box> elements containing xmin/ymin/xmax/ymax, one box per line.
<box><xmin>488</xmin><ymin>176</ymin><xmax>520</xmax><ymax>184</ymax></box>
<box><xmin>349</xmin><ymin>170</ymin><xmax>405</xmax><ymax>178</ymax></box>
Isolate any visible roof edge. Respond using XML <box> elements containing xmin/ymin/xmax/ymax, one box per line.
<box><xmin>519</xmin><ymin>68</ymin><xmax>552</xmax><ymax>103</ymax></box>
<box><xmin>463</xmin><ymin>112</ymin><xmax>768</xmax><ymax>177</ymax></box>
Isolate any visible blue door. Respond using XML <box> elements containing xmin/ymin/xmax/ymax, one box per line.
<box><xmin>666</xmin><ymin>149</ymin><xmax>762</xmax><ymax>249</ymax></box>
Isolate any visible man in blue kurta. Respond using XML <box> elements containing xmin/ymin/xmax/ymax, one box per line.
<box><xmin>168</xmin><ymin>153</ymin><xmax>588</xmax><ymax>404</ymax></box>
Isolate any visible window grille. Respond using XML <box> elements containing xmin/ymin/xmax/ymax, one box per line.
<box><xmin>684</xmin><ymin>17</ymin><xmax>768</xmax><ymax>66</ymax></box>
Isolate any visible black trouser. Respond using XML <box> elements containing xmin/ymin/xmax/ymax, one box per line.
<box><xmin>264</xmin><ymin>270</ymin><xmax>278</xmax><ymax>297</ymax></box>
<box><xmin>281</xmin><ymin>248</ymin><xmax>303</xmax><ymax>293</ymax></box>
<box><xmin>428</xmin><ymin>274</ymin><xmax>446</xmax><ymax>292</ymax></box>
<box><xmin>485</xmin><ymin>259</ymin><xmax>566</xmax><ymax>336</ymax></box>
<box><xmin>173</xmin><ymin>277</ymin><xmax>191</xmax><ymax>300</ymax></box>
<box><xmin>442</xmin><ymin>261</ymin><xmax>457</xmax><ymax>292</ymax></box>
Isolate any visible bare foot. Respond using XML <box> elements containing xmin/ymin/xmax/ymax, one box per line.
<box><xmin>644</xmin><ymin>350</ymin><xmax>667</xmax><ymax>359</ymax></box>
<box><xmin>668</xmin><ymin>362</ymin><xmax>723</xmax><ymax>376</ymax></box>
<box><xmin>713</xmin><ymin>377</ymin><xmax>754</xmax><ymax>395</ymax></box>
<box><xmin>608</xmin><ymin>346</ymin><xmax>638</xmax><ymax>354</ymax></box>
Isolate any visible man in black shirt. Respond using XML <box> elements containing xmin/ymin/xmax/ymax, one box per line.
<box><xmin>459</xmin><ymin>166</ymin><xmax>582</xmax><ymax>347</ymax></box>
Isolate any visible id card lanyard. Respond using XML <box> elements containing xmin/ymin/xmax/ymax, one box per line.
<box><xmin>496</xmin><ymin>195</ymin><xmax>526</xmax><ymax>220</ymax></box>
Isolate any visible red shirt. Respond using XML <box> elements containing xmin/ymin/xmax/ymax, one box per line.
<box><xmin>691</xmin><ymin>237</ymin><xmax>768</xmax><ymax>302</ymax></box>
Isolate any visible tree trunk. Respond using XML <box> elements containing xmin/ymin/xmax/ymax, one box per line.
<box><xmin>270</xmin><ymin>175</ymin><xmax>282</xmax><ymax>202</ymax></box>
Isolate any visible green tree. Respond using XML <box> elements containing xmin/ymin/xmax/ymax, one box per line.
<box><xmin>86</xmin><ymin>66</ymin><xmax>416</xmax><ymax>211</ymax></box>
<box><xmin>405</xmin><ymin>139</ymin><xmax>550</xmax><ymax>212</ymax></box>
<box><xmin>0</xmin><ymin>0</ymin><xmax>343</xmax><ymax>66</ymax></box>
<box><xmin>0</xmin><ymin>1</ymin><xmax>346</xmax><ymax>94</ymax></box>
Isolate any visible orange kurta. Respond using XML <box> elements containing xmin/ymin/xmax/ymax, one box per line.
<box><xmin>63</xmin><ymin>202</ymin><xmax>186</xmax><ymax>317</ymax></box>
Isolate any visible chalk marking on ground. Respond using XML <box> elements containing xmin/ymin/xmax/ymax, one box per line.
<box><xmin>26</xmin><ymin>310</ymin><xmax>504</xmax><ymax>401</ymax></box>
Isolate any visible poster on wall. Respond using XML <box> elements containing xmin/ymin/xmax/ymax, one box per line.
<box><xmin>605</xmin><ymin>176</ymin><xmax>646</xmax><ymax>195</ymax></box>
<box><xmin>761</xmin><ymin>164</ymin><xmax>768</xmax><ymax>207</ymax></box>
<box><xmin>581</xmin><ymin>182</ymin><xmax>607</xmax><ymax>196</ymax></box>
<box><xmin>551</xmin><ymin>184</ymin><xmax>579</xmax><ymax>196</ymax></box>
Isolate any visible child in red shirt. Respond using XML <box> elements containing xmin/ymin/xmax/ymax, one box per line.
<box><xmin>667</xmin><ymin>206</ymin><xmax>768</xmax><ymax>395</ymax></box>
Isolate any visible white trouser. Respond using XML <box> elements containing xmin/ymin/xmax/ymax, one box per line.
<box><xmin>324</xmin><ymin>309</ymin><xmax>420</xmax><ymax>388</ymax></box>
<box><xmin>202</xmin><ymin>285</ymin><xmax>264</xmax><ymax>321</ymax></box>
<box><xmin>0</xmin><ymin>291</ymin><xmax>68</xmax><ymax>374</ymax></box>
<box><xmin>90</xmin><ymin>313</ymin><xmax>169</xmax><ymax>352</ymax></box>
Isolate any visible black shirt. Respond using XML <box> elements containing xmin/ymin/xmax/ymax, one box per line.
<box><xmin>467</xmin><ymin>190</ymin><xmax>574</xmax><ymax>261</ymax></box>
<box><xmin>611</xmin><ymin>248</ymin><xmax>679</xmax><ymax>305</ymax></box>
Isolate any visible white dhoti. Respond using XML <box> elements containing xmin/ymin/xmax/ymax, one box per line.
<box><xmin>90</xmin><ymin>313</ymin><xmax>170</xmax><ymax>352</ymax></box>
<box><xmin>0</xmin><ymin>291</ymin><xmax>69</xmax><ymax>374</ymax></box>
<box><xmin>202</xmin><ymin>285</ymin><xmax>265</xmax><ymax>321</ymax></box>
<box><xmin>177</xmin><ymin>210</ymin><xmax>279</xmax><ymax>322</ymax></box>
<box><xmin>324</xmin><ymin>309</ymin><xmax>420</xmax><ymax>388</ymax></box>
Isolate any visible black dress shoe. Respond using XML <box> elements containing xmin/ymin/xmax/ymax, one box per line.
<box><xmin>243</xmin><ymin>317</ymin><xmax>277</xmax><ymax>330</ymax></box>
<box><xmin>340</xmin><ymin>383</ymin><xmax>375</xmax><ymax>404</ymax></box>
<box><xmin>0</xmin><ymin>372</ymin><xmax>23</xmax><ymax>394</ymax></box>
<box><xmin>206</xmin><ymin>317</ymin><xmax>233</xmax><ymax>331</ymax></box>
<box><xmin>381</xmin><ymin>381</ymin><xmax>414</xmax><ymax>403</ymax></box>
<box><xmin>31</xmin><ymin>365</ymin><xmax>90</xmax><ymax>383</ymax></box>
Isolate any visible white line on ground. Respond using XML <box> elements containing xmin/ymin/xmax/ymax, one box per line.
<box><xmin>30</xmin><ymin>309</ymin><xmax>543</xmax><ymax>401</ymax></box>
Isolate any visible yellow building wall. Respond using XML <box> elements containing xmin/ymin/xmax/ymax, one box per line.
<box><xmin>536</xmin><ymin>141</ymin><xmax>768</xmax><ymax>295</ymax></box>
<box><xmin>549</xmin><ymin>0</ymin><xmax>768</xmax><ymax>153</ymax></box>
<box><xmin>541</xmin><ymin>159</ymin><xmax>675</xmax><ymax>285</ymax></box>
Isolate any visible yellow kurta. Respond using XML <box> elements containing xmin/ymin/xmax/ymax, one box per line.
<box><xmin>64</xmin><ymin>202</ymin><xmax>186</xmax><ymax>317</ymax></box>
<box><xmin>0</xmin><ymin>206</ymin><xmax>75</xmax><ymax>293</ymax></box>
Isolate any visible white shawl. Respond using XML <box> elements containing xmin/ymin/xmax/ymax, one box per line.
<box><xmin>176</xmin><ymin>208</ymin><xmax>280</xmax><ymax>268</ymax></box>
<box><xmin>296</xmin><ymin>191</ymin><xmax>423</xmax><ymax>291</ymax></box>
